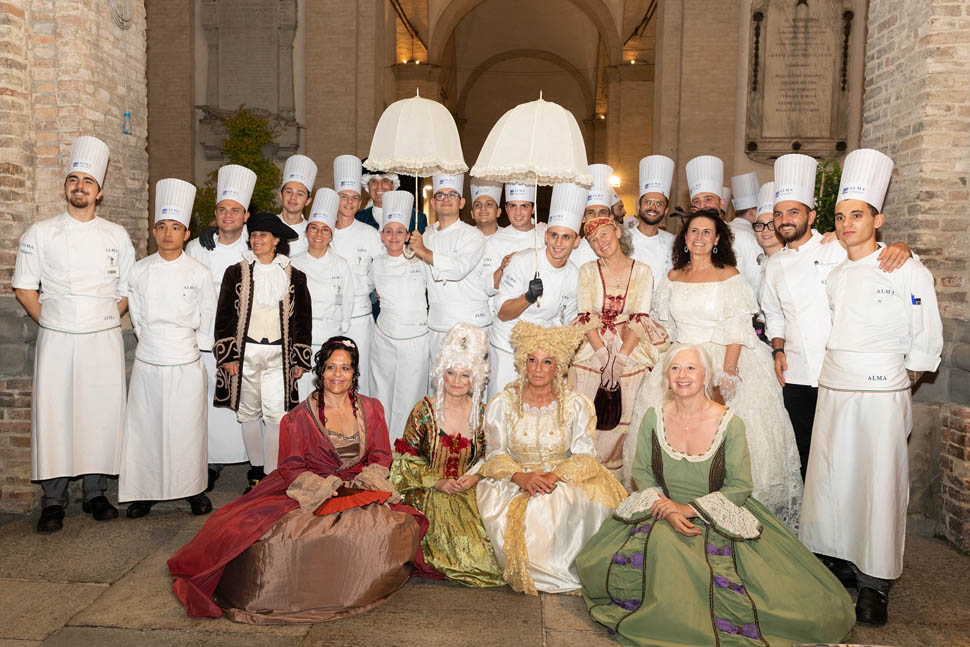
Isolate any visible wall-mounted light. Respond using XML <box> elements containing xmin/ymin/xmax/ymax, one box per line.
<box><xmin>609</xmin><ymin>175</ymin><xmax>621</xmax><ymax>188</ymax></box>
<box><xmin>598</xmin><ymin>114</ymin><xmax>606</xmax><ymax>120</ymax></box>
<box><xmin>630</xmin><ymin>59</ymin><xmax>637</xmax><ymax>65</ymax></box>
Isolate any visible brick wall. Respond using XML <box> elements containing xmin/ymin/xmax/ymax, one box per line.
<box><xmin>0</xmin><ymin>0</ymin><xmax>149</xmax><ymax>512</ymax></box>
<box><xmin>862</xmin><ymin>0</ymin><xmax>970</xmax><ymax>547</ymax></box>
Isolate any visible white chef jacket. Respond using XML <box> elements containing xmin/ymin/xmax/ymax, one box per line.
<box><xmin>331</xmin><ymin>220</ymin><xmax>383</xmax><ymax>318</ymax></box>
<box><xmin>13</xmin><ymin>213</ymin><xmax>135</xmax><ymax>332</ymax></box>
<box><xmin>491</xmin><ymin>250</ymin><xmax>578</xmax><ymax>353</ymax></box>
<box><xmin>279</xmin><ymin>215</ymin><xmax>308</xmax><ymax>257</ymax></box>
<box><xmin>127</xmin><ymin>252</ymin><xmax>215</xmax><ymax>364</ymax></box>
<box><xmin>186</xmin><ymin>231</ymin><xmax>249</xmax><ymax>350</ymax></box>
<box><xmin>479</xmin><ymin>223</ymin><xmax>548</xmax><ymax>298</ymax></box>
<box><xmin>729</xmin><ymin>218</ymin><xmax>764</xmax><ymax>296</ymax></box>
<box><xmin>820</xmin><ymin>249</ymin><xmax>942</xmax><ymax>390</ymax></box>
<box><xmin>629</xmin><ymin>227</ymin><xmax>674</xmax><ymax>289</ymax></box>
<box><xmin>374</xmin><ymin>253</ymin><xmax>428</xmax><ymax>339</ymax></box>
<box><xmin>570</xmin><ymin>237</ymin><xmax>598</xmax><ymax>270</ymax></box>
<box><xmin>423</xmin><ymin>220</ymin><xmax>489</xmax><ymax>331</ymax></box>
<box><xmin>290</xmin><ymin>249</ymin><xmax>354</xmax><ymax>345</ymax></box>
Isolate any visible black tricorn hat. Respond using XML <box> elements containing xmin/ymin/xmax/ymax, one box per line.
<box><xmin>247</xmin><ymin>212</ymin><xmax>298</xmax><ymax>241</ymax></box>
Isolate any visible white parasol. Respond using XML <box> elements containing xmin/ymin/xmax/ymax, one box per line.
<box><xmin>471</xmin><ymin>94</ymin><xmax>592</xmax><ymax>299</ymax></box>
<box><xmin>366</xmin><ymin>90</ymin><xmax>466</xmax><ymax>254</ymax></box>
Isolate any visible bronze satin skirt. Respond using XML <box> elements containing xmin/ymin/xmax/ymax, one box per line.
<box><xmin>215</xmin><ymin>503</ymin><xmax>421</xmax><ymax>624</ymax></box>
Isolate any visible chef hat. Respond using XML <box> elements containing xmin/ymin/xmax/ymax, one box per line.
<box><xmin>333</xmin><ymin>154</ymin><xmax>362</xmax><ymax>194</ymax></box>
<box><xmin>720</xmin><ymin>187</ymin><xmax>732</xmax><ymax>210</ymax></box>
<box><xmin>547</xmin><ymin>183</ymin><xmax>588</xmax><ymax>234</ymax></box>
<box><xmin>638</xmin><ymin>155</ymin><xmax>674</xmax><ymax>199</ymax></box>
<box><xmin>685</xmin><ymin>155</ymin><xmax>723</xmax><ymax>199</ymax></box>
<box><xmin>611</xmin><ymin>190</ymin><xmax>623</xmax><ymax>206</ymax></box>
<box><xmin>382</xmin><ymin>191</ymin><xmax>415</xmax><ymax>229</ymax></box>
<box><xmin>307</xmin><ymin>187</ymin><xmax>340</xmax><ymax>230</ymax></box>
<box><xmin>586</xmin><ymin>164</ymin><xmax>613</xmax><ymax>208</ymax></box>
<box><xmin>217</xmin><ymin>164</ymin><xmax>257</xmax><ymax>210</ymax></box>
<box><xmin>757</xmin><ymin>182</ymin><xmax>775</xmax><ymax>216</ymax></box>
<box><xmin>153</xmin><ymin>178</ymin><xmax>197</xmax><ymax>228</ymax></box>
<box><xmin>67</xmin><ymin>135</ymin><xmax>110</xmax><ymax>187</ymax></box>
<box><xmin>773</xmin><ymin>154</ymin><xmax>817</xmax><ymax>208</ymax></box>
<box><xmin>838</xmin><ymin>148</ymin><xmax>894</xmax><ymax>212</ymax></box>
<box><xmin>433</xmin><ymin>172</ymin><xmax>464</xmax><ymax>194</ymax></box>
<box><xmin>470</xmin><ymin>179</ymin><xmax>503</xmax><ymax>205</ymax></box>
<box><xmin>281</xmin><ymin>154</ymin><xmax>318</xmax><ymax>193</ymax></box>
<box><xmin>361</xmin><ymin>170</ymin><xmax>401</xmax><ymax>190</ymax></box>
<box><xmin>505</xmin><ymin>182</ymin><xmax>536</xmax><ymax>203</ymax></box>
<box><xmin>731</xmin><ymin>171</ymin><xmax>760</xmax><ymax>211</ymax></box>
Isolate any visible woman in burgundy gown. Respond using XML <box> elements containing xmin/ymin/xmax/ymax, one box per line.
<box><xmin>167</xmin><ymin>336</ymin><xmax>434</xmax><ymax>624</ymax></box>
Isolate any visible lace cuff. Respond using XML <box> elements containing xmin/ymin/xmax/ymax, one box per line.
<box><xmin>351</xmin><ymin>463</ymin><xmax>402</xmax><ymax>504</ymax></box>
<box><xmin>478</xmin><ymin>453</ymin><xmax>524</xmax><ymax>481</ymax></box>
<box><xmin>614</xmin><ymin>487</ymin><xmax>664</xmax><ymax>519</ymax></box>
<box><xmin>693</xmin><ymin>492</ymin><xmax>762</xmax><ymax>540</ymax></box>
<box><xmin>285</xmin><ymin>472</ymin><xmax>342</xmax><ymax>512</ymax></box>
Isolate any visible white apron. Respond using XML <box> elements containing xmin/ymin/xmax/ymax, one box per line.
<box><xmin>487</xmin><ymin>345</ymin><xmax>516</xmax><ymax>400</ymax></box>
<box><xmin>370</xmin><ymin>325</ymin><xmax>428</xmax><ymax>442</ymax></box>
<box><xmin>347</xmin><ymin>315</ymin><xmax>376</xmax><ymax>396</ymax></box>
<box><xmin>799</xmin><ymin>350</ymin><xmax>912</xmax><ymax>580</ymax></box>
<box><xmin>201</xmin><ymin>351</ymin><xmax>248</xmax><ymax>463</ymax></box>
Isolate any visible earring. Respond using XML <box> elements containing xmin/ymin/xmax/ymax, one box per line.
<box><xmin>684</xmin><ymin>245</ymin><xmax>689</xmax><ymax>253</ymax></box>
<box><xmin>713</xmin><ymin>245</ymin><xmax>718</xmax><ymax>254</ymax></box>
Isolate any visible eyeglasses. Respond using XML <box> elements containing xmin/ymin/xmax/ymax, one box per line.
<box><xmin>752</xmin><ymin>222</ymin><xmax>776</xmax><ymax>232</ymax></box>
<box><xmin>434</xmin><ymin>192</ymin><xmax>460</xmax><ymax>202</ymax></box>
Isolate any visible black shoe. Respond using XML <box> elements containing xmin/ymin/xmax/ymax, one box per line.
<box><xmin>818</xmin><ymin>554</ymin><xmax>856</xmax><ymax>589</ymax></box>
<box><xmin>206</xmin><ymin>468</ymin><xmax>219</xmax><ymax>493</ymax></box>
<box><xmin>82</xmin><ymin>496</ymin><xmax>119</xmax><ymax>521</ymax></box>
<box><xmin>126</xmin><ymin>500</ymin><xmax>155</xmax><ymax>519</ymax></box>
<box><xmin>244</xmin><ymin>466</ymin><xmax>266</xmax><ymax>494</ymax></box>
<box><xmin>856</xmin><ymin>587</ymin><xmax>889</xmax><ymax>626</ymax></box>
<box><xmin>37</xmin><ymin>505</ymin><xmax>65</xmax><ymax>533</ymax></box>
<box><xmin>187</xmin><ymin>493</ymin><xmax>212</xmax><ymax>515</ymax></box>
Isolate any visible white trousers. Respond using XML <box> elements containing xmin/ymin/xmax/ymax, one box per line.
<box><xmin>487</xmin><ymin>345</ymin><xmax>516</xmax><ymax>401</ymax></box>
<box><xmin>32</xmin><ymin>327</ymin><xmax>126</xmax><ymax>480</ymax></box>
<box><xmin>201</xmin><ymin>351</ymin><xmax>247</xmax><ymax>464</ymax></box>
<box><xmin>237</xmin><ymin>343</ymin><xmax>284</xmax><ymax>471</ymax></box>
<box><xmin>347</xmin><ymin>315</ymin><xmax>375</xmax><ymax>396</ymax></box>
<box><xmin>369</xmin><ymin>326</ymin><xmax>429</xmax><ymax>442</ymax></box>
<box><xmin>119</xmin><ymin>358</ymin><xmax>207</xmax><ymax>502</ymax></box>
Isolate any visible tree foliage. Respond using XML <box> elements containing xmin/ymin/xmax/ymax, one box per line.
<box><xmin>814</xmin><ymin>159</ymin><xmax>842</xmax><ymax>234</ymax></box>
<box><xmin>192</xmin><ymin>106</ymin><xmax>282</xmax><ymax>233</ymax></box>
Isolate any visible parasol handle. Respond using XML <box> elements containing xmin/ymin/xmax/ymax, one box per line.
<box><xmin>534</xmin><ymin>176</ymin><xmax>541</xmax><ymax>307</ymax></box>
<box><xmin>402</xmin><ymin>173</ymin><xmax>417</xmax><ymax>259</ymax></box>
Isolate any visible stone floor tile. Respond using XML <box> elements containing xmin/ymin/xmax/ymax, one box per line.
<box><xmin>544</xmin><ymin>628</ymin><xmax>618</xmax><ymax>647</ymax></box>
<box><xmin>0</xmin><ymin>580</ymin><xmax>108</xmax><ymax>641</ymax></box>
<box><xmin>0</xmin><ymin>640</ymin><xmax>42</xmax><ymax>647</ymax></box>
<box><xmin>541</xmin><ymin>591</ymin><xmax>604</xmax><ymax>632</ymax></box>
<box><xmin>41</xmin><ymin>627</ymin><xmax>305</xmax><ymax>647</ymax></box>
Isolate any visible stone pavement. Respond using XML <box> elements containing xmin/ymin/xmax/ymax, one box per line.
<box><xmin>1</xmin><ymin>465</ymin><xmax>968</xmax><ymax>647</ymax></box>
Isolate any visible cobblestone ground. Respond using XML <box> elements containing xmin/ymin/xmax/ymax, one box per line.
<box><xmin>1</xmin><ymin>465</ymin><xmax>967</xmax><ymax>647</ymax></box>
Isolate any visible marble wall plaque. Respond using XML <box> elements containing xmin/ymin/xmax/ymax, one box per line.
<box><xmin>746</xmin><ymin>0</ymin><xmax>854</xmax><ymax>162</ymax></box>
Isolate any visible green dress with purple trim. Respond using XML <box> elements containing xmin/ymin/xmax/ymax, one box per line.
<box><xmin>576</xmin><ymin>408</ymin><xmax>854</xmax><ymax>647</ymax></box>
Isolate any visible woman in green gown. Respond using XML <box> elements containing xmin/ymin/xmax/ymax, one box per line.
<box><xmin>577</xmin><ymin>343</ymin><xmax>855</xmax><ymax>646</ymax></box>
<box><xmin>390</xmin><ymin>323</ymin><xmax>504</xmax><ymax>587</ymax></box>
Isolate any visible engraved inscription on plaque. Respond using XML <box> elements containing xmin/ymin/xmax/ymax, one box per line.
<box><xmin>218</xmin><ymin>0</ymin><xmax>280</xmax><ymax>113</ymax></box>
<box><xmin>746</xmin><ymin>0</ymin><xmax>853</xmax><ymax>162</ymax></box>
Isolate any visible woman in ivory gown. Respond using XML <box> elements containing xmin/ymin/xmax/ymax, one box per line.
<box><xmin>625</xmin><ymin>209</ymin><xmax>803</xmax><ymax>530</ymax></box>
<box><xmin>471</xmin><ymin>322</ymin><xmax>627</xmax><ymax>595</ymax></box>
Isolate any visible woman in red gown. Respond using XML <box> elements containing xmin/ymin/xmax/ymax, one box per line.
<box><xmin>167</xmin><ymin>336</ymin><xmax>434</xmax><ymax>624</ymax></box>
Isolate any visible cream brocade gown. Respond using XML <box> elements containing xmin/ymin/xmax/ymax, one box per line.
<box><xmin>625</xmin><ymin>274</ymin><xmax>803</xmax><ymax>530</ymax></box>
<box><xmin>472</xmin><ymin>389</ymin><xmax>627</xmax><ymax>595</ymax></box>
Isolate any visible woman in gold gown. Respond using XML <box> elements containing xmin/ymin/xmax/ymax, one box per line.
<box><xmin>390</xmin><ymin>323</ymin><xmax>504</xmax><ymax>586</ymax></box>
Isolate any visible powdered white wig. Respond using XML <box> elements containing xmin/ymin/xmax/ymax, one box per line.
<box><xmin>431</xmin><ymin>323</ymin><xmax>490</xmax><ymax>428</ymax></box>
<box><xmin>362</xmin><ymin>172</ymin><xmax>401</xmax><ymax>191</ymax></box>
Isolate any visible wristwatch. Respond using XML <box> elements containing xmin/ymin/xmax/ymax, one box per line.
<box><xmin>771</xmin><ymin>348</ymin><xmax>786</xmax><ymax>358</ymax></box>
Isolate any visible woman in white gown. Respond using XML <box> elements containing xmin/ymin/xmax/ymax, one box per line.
<box><xmin>624</xmin><ymin>209</ymin><xmax>803</xmax><ymax>530</ymax></box>
<box><xmin>472</xmin><ymin>322</ymin><xmax>627</xmax><ymax>595</ymax></box>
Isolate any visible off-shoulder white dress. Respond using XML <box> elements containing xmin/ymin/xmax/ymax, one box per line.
<box><xmin>624</xmin><ymin>274</ymin><xmax>803</xmax><ymax>530</ymax></box>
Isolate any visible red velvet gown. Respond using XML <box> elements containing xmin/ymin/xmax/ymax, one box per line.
<box><xmin>167</xmin><ymin>395</ymin><xmax>434</xmax><ymax>622</ymax></box>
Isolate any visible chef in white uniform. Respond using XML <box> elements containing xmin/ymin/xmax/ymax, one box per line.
<box><xmin>329</xmin><ymin>154</ymin><xmax>382</xmax><ymax>396</ymax></box>
<box><xmin>571</xmin><ymin>164</ymin><xmax>616</xmax><ymax>269</ymax></box>
<box><xmin>760</xmin><ymin>154</ymin><xmax>913</xmax><ymax>477</ymax></box>
<box><xmin>408</xmin><ymin>172</ymin><xmax>489</xmax><ymax>367</ymax></box>
<box><xmin>291</xmin><ymin>187</ymin><xmax>354</xmax><ymax>400</ymax></box>
<box><xmin>370</xmin><ymin>191</ymin><xmax>430</xmax><ymax>440</ymax></box>
<box><xmin>488</xmin><ymin>183</ymin><xmax>584</xmax><ymax>398</ymax></box>
<box><xmin>120</xmin><ymin>179</ymin><xmax>215</xmax><ymax>519</ymax></box>
<box><xmin>185</xmin><ymin>164</ymin><xmax>255</xmax><ymax>489</ymax></box>
<box><xmin>628</xmin><ymin>155</ymin><xmax>675</xmax><ymax>289</ymax></box>
<box><xmin>277</xmin><ymin>154</ymin><xmax>317</xmax><ymax>257</ymax></box>
<box><xmin>684</xmin><ymin>156</ymin><xmax>761</xmax><ymax>292</ymax></box>
<box><xmin>479</xmin><ymin>182</ymin><xmax>547</xmax><ymax>315</ymax></box>
<box><xmin>727</xmin><ymin>171</ymin><xmax>764</xmax><ymax>295</ymax></box>
<box><xmin>470</xmin><ymin>178</ymin><xmax>504</xmax><ymax>238</ymax></box>
<box><xmin>799</xmin><ymin>148</ymin><xmax>943</xmax><ymax>626</ymax></box>
<box><xmin>13</xmin><ymin>135</ymin><xmax>135</xmax><ymax>532</ymax></box>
